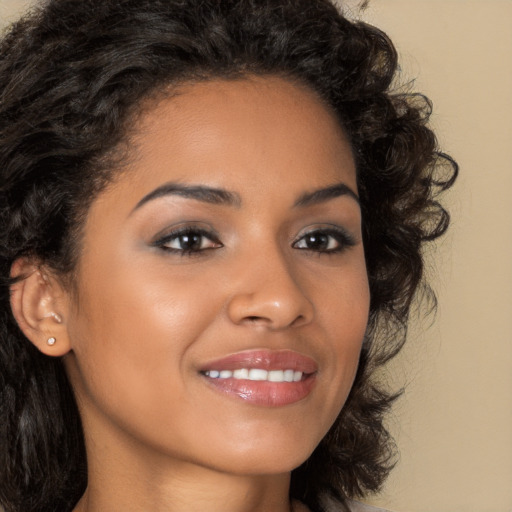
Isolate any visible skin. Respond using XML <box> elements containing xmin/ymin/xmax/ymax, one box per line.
<box><xmin>16</xmin><ymin>77</ymin><xmax>370</xmax><ymax>512</ymax></box>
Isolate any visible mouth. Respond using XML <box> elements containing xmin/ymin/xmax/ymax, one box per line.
<box><xmin>199</xmin><ymin>349</ymin><xmax>317</xmax><ymax>407</ymax></box>
<box><xmin>203</xmin><ymin>368</ymin><xmax>305</xmax><ymax>382</ymax></box>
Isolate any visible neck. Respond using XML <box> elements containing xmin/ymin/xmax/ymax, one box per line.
<box><xmin>73</xmin><ymin>425</ymin><xmax>296</xmax><ymax>512</ymax></box>
<box><xmin>75</xmin><ymin>468</ymin><xmax>294</xmax><ymax>512</ymax></box>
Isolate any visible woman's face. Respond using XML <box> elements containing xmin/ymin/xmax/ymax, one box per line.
<box><xmin>63</xmin><ymin>76</ymin><xmax>370</xmax><ymax>476</ymax></box>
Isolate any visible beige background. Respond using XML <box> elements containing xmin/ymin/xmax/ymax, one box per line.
<box><xmin>1</xmin><ymin>1</ymin><xmax>511</xmax><ymax>511</ymax></box>
<box><xmin>357</xmin><ymin>2</ymin><xmax>512</xmax><ymax>512</ymax></box>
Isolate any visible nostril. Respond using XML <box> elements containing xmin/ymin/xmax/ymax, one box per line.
<box><xmin>227</xmin><ymin>286</ymin><xmax>314</xmax><ymax>329</ymax></box>
<box><xmin>290</xmin><ymin>314</ymin><xmax>305</xmax><ymax>326</ymax></box>
<box><xmin>243</xmin><ymin>313</ymin><xmax>306</xmax><ymax>327</ymax></box>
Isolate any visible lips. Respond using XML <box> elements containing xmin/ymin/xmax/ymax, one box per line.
<box><xmin>205</xmin><ymin>368</ymin><xmax>304</xmax><ymax>383</ymax></box>
<box><xmin>199</xmin><ymin>349</ymin><xmax>318</xmax><ymax>407</ymax></box>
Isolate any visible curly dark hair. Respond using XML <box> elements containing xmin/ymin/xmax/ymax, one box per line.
<box><xmin>0</xmin><ymin>0</ymin><xmax>457</xmax><ymax>511</ymax></box>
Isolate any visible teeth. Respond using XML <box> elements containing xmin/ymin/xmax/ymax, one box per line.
<box><xmin>233</xmin><ymin>368</ymin><xmax>249</xmax><ymax>379</ymax></box>
<box><xmin>268</xmin><ymin>370</ymin><xmax>282</xmax><ymax>382</ymax></box>
<box><xmin>204</xmin><ymin>368</ymin><xmax>304</xmax><ymax>382</ymax></box>
<box><xmin>284</xmin><ymin>369</ymin><xmax>294</xmax><ymax>382</ymax></box>
<box><xmin>248</xmin><ymin>368</ymin><xmax>268</xmax><ymax>381</ymax></box>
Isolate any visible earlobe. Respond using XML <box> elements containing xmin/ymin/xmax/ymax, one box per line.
<box><xmin>9</xmin><ymin>259</ymin><xmax>72</xmax><ymax>357</ymax></box>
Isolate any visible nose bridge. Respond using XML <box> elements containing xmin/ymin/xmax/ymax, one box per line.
<box><xmin>226</xmin><ymin>239</ymin><xmax>314</xmax><ymax>329</ymax></box>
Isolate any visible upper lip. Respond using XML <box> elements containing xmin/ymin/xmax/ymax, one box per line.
<box><xmin>199</xmin><ymin>349</ymin><xmax>318</xmax><ymax>374</ymax></box>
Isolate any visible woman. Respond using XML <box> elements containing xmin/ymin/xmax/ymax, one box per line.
<box><xmin>0</xmin><ymin>1</ymin><xmax>457</xmax><ymax>511</ymax></box>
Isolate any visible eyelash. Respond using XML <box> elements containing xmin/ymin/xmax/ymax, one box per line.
<box><xmin>153</xmin><ymin>226</ymin><xmax>355</xmax><ymax>256</ymax></box>
<box><xmin>292</xmin><ymin>227</ymin><xmax>356</xmax><ymax>254</ymax></box>
<box><xmin>153</xmin><ymin>227</ymin><xmax>223</xmax><ymax>256</ymax></box>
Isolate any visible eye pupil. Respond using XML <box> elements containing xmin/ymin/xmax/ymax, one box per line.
<box><xmin>180</xmin><ymin>234</ymin><xmax>201</xmax><ymax>250</ymax></box>
<box><xmin>305</xmin><ymin>233</ymin><xmax>329</xmax><ymax>250</ymax></box>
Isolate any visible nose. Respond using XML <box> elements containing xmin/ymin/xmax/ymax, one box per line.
<box><xmin>226</xmin><ymin>247</ymin><xmax>314</xmax><ymax>330</ymax></box>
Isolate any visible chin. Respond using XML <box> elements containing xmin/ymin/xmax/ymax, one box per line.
<box><xmin>191</xmin><ymin>427</ymin><xmax>321</xmax><ymax>476</ymax></box>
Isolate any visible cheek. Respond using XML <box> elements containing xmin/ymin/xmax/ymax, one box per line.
<box><xmin>65</xmin><ymin>258</ymin><xmax>220</xmax><ymax>430</ymax></box>
<box><xmin>318</xmin><ymin>260</ymin><xmax>369</xmax><ymax>396</ymax></box>
<box><xmin>315</xmin><ymin>249</ymin><xmax>369</xmax><ymax>332</ymax></box>
<box><xmin>72</xmin><ymin>249</ymin><xmax>217</xmax><ymax>350</ymax></box>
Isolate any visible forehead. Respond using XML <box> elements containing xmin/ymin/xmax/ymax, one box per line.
<box><xmin>105</xmin><ymin>76</ymin><xmax>357</xmax><ymax>209</ymax></box>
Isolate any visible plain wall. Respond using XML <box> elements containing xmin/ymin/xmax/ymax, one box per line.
<box><xmin>1</xmin><ymin>0</ymin><xmax>33</xmax><ymax>24</ymax></box>
<box><xmin>358</xmin><ymin>2</ymin><xmax>512</xmax><ymax>511</ymax></box>
<box><xmin>1</xmin><ymin>1</ymin><xmax>511</xmax><ymax>511</ymax></box>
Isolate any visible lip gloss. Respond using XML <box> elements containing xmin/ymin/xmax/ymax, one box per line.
<box><xmin>200</xmin><ymin>349</ymin><xmax>318</xmax><ymax>407</ymax></box>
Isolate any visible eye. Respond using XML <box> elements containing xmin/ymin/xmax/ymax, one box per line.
<box><xmin>153</xmin><ymin>227</ymin><xmax>222</xmax><ymax>255</ymax></box>
<box><xmin>293</xmin><ymin>227</ymin><xmax>355</xmax><ymax>254</ymax></box>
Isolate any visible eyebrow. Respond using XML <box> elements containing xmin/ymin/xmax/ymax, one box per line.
<box><xmin>132</xmin><ymin>183</ymin><xmax>242</xmax><ymax>212</ymax></box>
<box><xmin>294</xmin><ymin>183</ymin><xmax>359</xmax><ymax>208</ymax></box>
<box><xmin>132</xmin><ymin>181</ymin><xmax>359</xmax><ymax>213</ymax></box>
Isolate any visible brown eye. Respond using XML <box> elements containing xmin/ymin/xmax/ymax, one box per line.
<box><xmin>155</xmin><ymin>228</ymin><xmax>222</xmax><ymax>254</ymax></box>
<box><xmin>293</xmin><ymin>228</ymin><xmax>355</xmax><ymax>253</ymax></box>
<box><xmin>299</xmin><ymin>233</ymin><xmax>332</xmax><ymax>251</ymax></box>
<box><xmin>171</xmin><ymin>233</ymin><xmax>207</xmax><ymax>251</ymax></box>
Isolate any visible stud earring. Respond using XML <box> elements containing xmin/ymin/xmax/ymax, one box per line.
<box><xmin>47</xmin><ymin>337</ymin><xmax>56</xmax><ymax>346</ymax></box>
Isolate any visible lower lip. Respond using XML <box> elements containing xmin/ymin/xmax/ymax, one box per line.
<box><xmin>202</xmin><ymin>374</ymin><xmax>316</xmax><ymax>407</ymax></box>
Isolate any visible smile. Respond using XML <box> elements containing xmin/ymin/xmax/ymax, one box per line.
<box><xmin>200</xmin><ymin>349</ymin><xmax>317</xmax><ymax>407</ymax></box>
<box><xmin>203</xmin><ymin>369</ymin><xmax>304</xmax><ymax>382</ymax></box>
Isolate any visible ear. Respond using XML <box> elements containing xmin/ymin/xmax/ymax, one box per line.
<box><xmin>9</xmin><ymin>258</ymin><xmax>72</xmax><ymax>357</ymax></box>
